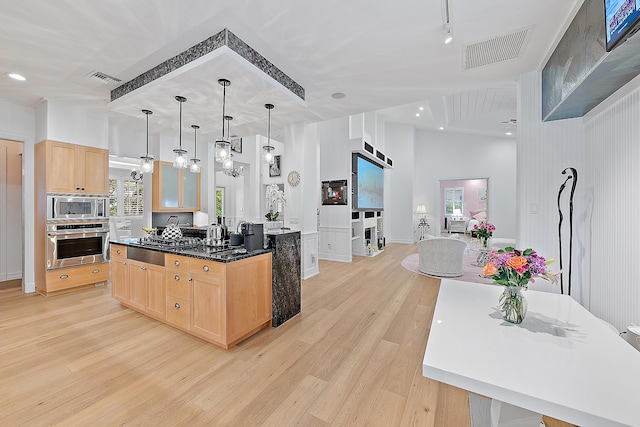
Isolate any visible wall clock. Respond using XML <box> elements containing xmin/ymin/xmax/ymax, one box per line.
<box><xmin>287</xmin><ymin>170</ymin><xmax>301</xmax><ymax>187</ymax></box>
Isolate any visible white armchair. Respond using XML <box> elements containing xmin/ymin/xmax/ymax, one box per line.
<box><xmin>417</xmin><ymin>237</ymin><xmax>467</xmax><ymax>277</ymax></box>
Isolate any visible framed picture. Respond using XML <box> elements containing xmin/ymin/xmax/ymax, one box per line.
<box><xmin>269</xmin><ymin>155</ymin><xmax>282</xmax><ymax>177</ymax></box>
<box><xmin>321</xmin><ymin>180</ymin><xmax>348</xmax><ymax>205</ymax></box>
<box><xmin>230</xmin><ymin>137</ymin><xmax>242</xmax><ymax>153</ymax></box>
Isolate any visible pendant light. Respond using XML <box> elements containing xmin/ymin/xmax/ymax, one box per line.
<box><xmin>222</xmin><ymin>115</ymin><xmax>233</xmax><ymax>170</ymax></box>
<box><xmin>214</xmin><ymin>79</ymin><xmax>231</xmax><ymax>163</ymax></box>
<box><xmin>139</xmin><ymin>109</ymin><xmax>154</xmax><ymax>174</ymax></box>
<box><xmin>173</xmin><ymin>95</ymin><xmax>188</xmax><ymax>168</ymax></box>
<box><xmin>189</xmin><ymin>124</ymin><xmax>201</xmax><ymax>173</ymax></box>
<box><xmin>262</xmin><ymin>103</ymin><xmax>275</xmax><ymax>164</ymax></box>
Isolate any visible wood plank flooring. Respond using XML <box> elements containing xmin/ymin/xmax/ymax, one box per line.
<box><xmin>0</xmin><ymin>243</ymin><xmax>470</xmax><ymax>426</ymax></box>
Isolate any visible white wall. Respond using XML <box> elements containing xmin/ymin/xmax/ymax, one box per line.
<box><xmin>384</xmin><ymin>123</ymin><xmax>414</xmax><ymax>244</ymax></box>
<box><xmin>582</xmin><ymin>74</ymin><xmax>640</xmax><ymax>331</ymax></box>
<box><xmin>413</xmin><ymin>129</ymin><xmax>517</xmax><ymax>240</ymax></box>
<box><xmin>0</xmin><ymin>98</ymin><xmax>35</xmax><ymax>292</ymax></box>
<box><xmin>317</xmin><ymin>117</ymin><xmax>352</xmax><ymax>262</ymax></box>
<box><xmin>0</xmin><ymin>140</ymin><xmax>23</xmax><ymax>282</ymax></box>
<box><xmin>38</xmin><ymin>99</ymin><xmax>108</xmax><ymax>149</ymax></box>
<box><xmin>518</xmin><ymin>72</ymin><xmax>586</xmax><ymax>301</ymax></box>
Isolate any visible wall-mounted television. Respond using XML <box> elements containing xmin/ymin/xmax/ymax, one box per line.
<box><xmin>605</xmin><ymin>0</ymin><xmax>640</xmax><ymax>51</ymax></box>
<box><xmin>321</xmin><ymin>180</ymin><xmax>348</xmax><ymax>205</ymax></box>
<box><xmin>352</xmin><ymin>153</ymin><xmax>384</xmax><ymax>211</ymax></box>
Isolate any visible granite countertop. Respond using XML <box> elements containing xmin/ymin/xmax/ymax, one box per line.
<box><xmin>110</xmin><ymin>238</ymin><xmax>271</xmax><ymax>263</ymax></box>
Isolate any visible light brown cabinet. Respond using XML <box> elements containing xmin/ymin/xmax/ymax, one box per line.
<box><xmin>126</xmin><ymin>259</ymin><xmax>165</xmax><ymax>320</ymax></box>
<box><xmin>152</xmin><ymin>161</ymin><xmax>200</xmax><ymax>212</ymax></box>
<box><xmin>45</xmin><ymin>140</ymin><xmax>108</xmax><ymax>194</ymax></box>
<box><xmin>110</xmin><ymin>248</ymin><xmax>272</xmax><ymax>349</ymax></box>
<box><xmin>44</xmin><ymin>262</ymin><xmax>109</xmax><ymax>293</ymax></box>
<box><xmin>110</xmin><ymin>244</ymin><xmax>128</xmax><ymax>303</ymax></box>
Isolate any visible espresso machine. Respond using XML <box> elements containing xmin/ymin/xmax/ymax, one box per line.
<box><xmin>241</xmin><ymin>223</ymin><xmax>264</xmax><ymax>251</ymax></box>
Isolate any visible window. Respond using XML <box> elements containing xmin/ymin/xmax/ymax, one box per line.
<box><xmin>216</xmin><ymin>187</ymin><xmax>224</xmax><ymax>219</ymax></box>
<box><xmin>444</xmin><ymin>187</ymin><xmax>464</xmax><ymax>216</ymax></box>
<box><xmin>109</xmin><ymin>178</ymin><xmax>144</xmax><ymax>216</ymax></box>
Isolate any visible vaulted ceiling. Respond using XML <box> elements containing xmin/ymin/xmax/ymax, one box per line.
<box><xmin>0</xmin><ymin>0</ymin><xmax>581</xmax><ymax>140</ymax></box>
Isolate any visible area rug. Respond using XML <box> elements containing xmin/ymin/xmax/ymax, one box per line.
<box><xmin>401</xmin><ymin>253</ymin><xmax>493</xmax><ymax>284</ymax></box>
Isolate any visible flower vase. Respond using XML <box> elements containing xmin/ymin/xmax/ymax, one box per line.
<box><xmin>499</xmin><ymin>286</ymin><xmax>527</xmax><ymax>324</ymax></box>
<box><xmin>482</xmin><ymin>237</ymin><xmax>488</xmax><ymax>248</ymax></box>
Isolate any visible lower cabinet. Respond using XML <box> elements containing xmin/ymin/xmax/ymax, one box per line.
<box><xmin>126</xmin><ymin>259</ymin><xmax>165</xmax><ymax>319</ymax></box>
<box><xmin>42</xmin><ymin>262</ymin><xmax>109</xmax><ymax>295</ymax></box>
<box><xmin>110</xmin><ymin>245</ymin><xmax>272</xmax><ymax>349</ymax></box>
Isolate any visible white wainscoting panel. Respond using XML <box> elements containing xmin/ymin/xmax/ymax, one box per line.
<box><xmin>318</xmin><ymin>226</ymin><xmax>351</xmax><ymax>263</ymax></box>
<box><xmin>584</xmin><ymin>87</ymin><xmax>640</xmax><ymax>331</ymax></box>
<box><xmin>301</xmin><ymin>231</ymin><xmax>319</xmax><ymax>280</ymax></box>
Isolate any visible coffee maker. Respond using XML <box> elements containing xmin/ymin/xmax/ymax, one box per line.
<box><xmin>241</xmin><ymin>223</ymin><xmax>264</xmax><ymax>252</ymax></box>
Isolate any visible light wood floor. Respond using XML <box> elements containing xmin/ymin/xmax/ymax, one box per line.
<box><xmin>0</xmin><ymin>243</ymin><xmax>470</xmax><ymax>426</ymax></box>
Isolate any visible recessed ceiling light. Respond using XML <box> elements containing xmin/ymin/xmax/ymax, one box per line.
<box><xmin>416</xmin><ymin>113</ymin><xmax>420</xmax><ymax>117</ymax></box>
<box><xmin>505</xmin><ymin>132</ymin><xmax>512</xmax><ymax>136</ymax></box>
<box><xmin>331</xmin><ymin>92</ymin><xmax>346</xmax><ymax>99</ymax></box>
<box><xmin>7</xmin><ymin>73</ymin><xmax>26</xmax><ymax>81</ymax></box>
<box><xmin>419</xmin><ymin>107</ymin><xmax>424</xmax><ymax>111</ymax></box>
<box><xmin>439</xmin><ymin>126</ymin><xmax>444</xmax><ymax>130</ymax></box>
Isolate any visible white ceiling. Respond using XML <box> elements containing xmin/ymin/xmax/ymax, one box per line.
<box><xmin>0</xmin><ymin>0</ymin><xmax>581</xmax><ymax>140</ymax></box>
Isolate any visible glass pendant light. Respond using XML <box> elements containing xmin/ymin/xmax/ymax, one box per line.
<box><xmin>262</xmin><ymin>103</ymin><xmax>275</xmax><ymax>164</ymax></box>
<box><xmin>223</xmin><ymin>153</ymin><xmax>234</xmax><ymax>170</ymax></box>
<box><xmin>189</xmin><ymin>124</ymin><xmax>201</xmax><ymax>173</ymax></box>
<box><xmin>139</xmin><ymin>109</ymin><xmax>154</xmax><ymax>173</ymax></box>
<box><xmin>214</xmin><ymin>79</ymin><xmax>231</xmax><ymax>163</ymax></box>
<box><xmin>173</xmin><ymin>95</ymin><xmax>188</xmax><ymax>168</ymax></box>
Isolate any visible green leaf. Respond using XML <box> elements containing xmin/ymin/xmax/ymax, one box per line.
<box><xmin>523</xmin><ymin>248</ymin><xmax>533</xmax><ymax>256</ymax></box>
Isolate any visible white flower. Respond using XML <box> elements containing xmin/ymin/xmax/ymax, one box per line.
<box><xmin>266</xmin><ymin>184</ymin><xmax>286</xmax><ymax>212</ymax></box>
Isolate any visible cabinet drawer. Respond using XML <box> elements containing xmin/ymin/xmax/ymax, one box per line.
<box><xmin>189</xmin><ymin>258</ymin><xmax>225</xmax><ymax>278</ymax></box>
<box><xmin>46</xmin><ymin>262</ymin><xmax>110</xmax><ymax>291</ymax></box>
<box><xmin>111</xmin><ymin>244</ymin><xmax>127</xmax><ymax>260</ymax></box>
<box><xmin>165</xmin><ymin>254</ymin><xmax>190</xmax><ymax>272</ymax></box>
<box><xmin>166</xmin><ymin>297</ymin><xmax>191</xmax><ymax>330</ymax></box>
<box><xmin>166</xmin><ymin>270</ymin><xmax>192</xmax><ymax>301</ymax></box>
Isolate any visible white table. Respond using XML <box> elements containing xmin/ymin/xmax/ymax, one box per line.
<box><xmin>423</xmin><ymin>279</ymin><xmax>640</xmax><ymax>427</ymax></box>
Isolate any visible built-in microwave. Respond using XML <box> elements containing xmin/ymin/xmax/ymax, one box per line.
<box><xmin>47</xmin><ymin>195</ymin><xmax>109</xmax><ymax>221</ymax></box>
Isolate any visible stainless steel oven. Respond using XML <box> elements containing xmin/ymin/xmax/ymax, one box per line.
<box><xmin>46</xmin><ymin>221</ymin><xmax>109</xmax><ymax>269</ymax></box>
<box><xmin>46</xmin><ymin>195</ymin><xmax>108</xmax><ymax>221</ymax></box>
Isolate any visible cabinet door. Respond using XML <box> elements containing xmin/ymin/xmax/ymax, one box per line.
<box><xmin>111</xmin><ymin>258</ymin><xmax>129</xmax><ymax>303</ymax></box>
<box><xmin>226</xmin><ymin>254</ymin><xmax>272</xmax><ymax>343</ymax></box>
<box><xmin>191</xmin><ymin>274</ymin><xmax>225</xmax><ymax>345</ymax></box>
<box><xmin>127</xmin><ymin>260</ymin><xmax>148</xmax><ymax>311</ymax></box>
<box><xmin>152</xmin><ymin>161</ymin><xmax>200</xmax><ymax>212</ymax></box>
<box><xmin>182</xmin><ymin>170</ymin><xmax>200</xmax><ymax>210</ymax></box>
<box><xmin>80</xmin><ymin>146</ymin><xmax>108</xmax><ymax>194</ymax></box>
<box><xmin>46</xmin><ymin>141</ymin><xmax>77</xmax><ymax>193</ymax></box>
<box><xmin>146</xmin><ymin>264</ymin><xmax>166</xmax><ymax>320</ymax></box>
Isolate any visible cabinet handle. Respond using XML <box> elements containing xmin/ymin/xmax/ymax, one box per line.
<box><xmin>174</xmin><ymin>302</ymin><xmax>181</xmax><ymax>309</ymax></box>
<box><xmin>60</xmin><ymin>274</ymin><xmax>69</xmax><ymax>279</ymax></box>
<box><xmin>92</xmin><ymin>269</ymin><xmax>100</xmax><ymax>274</ymax></box>
<box><xmin>123</xmin><ymin>262</ymin><xmax>126</xmax><ymax>266</ymax></box>
<box><xmin>116</xmin><ymin>249</ymin><xmax>121</xmax><ymax>254</ymax></box>
<box><xmin>188</xmin><ymin>278</ymin><xmax>193</xmax><ymax>282</ymax></box>
<box><xmin>202</xmin><ymin>265</ymin><xmax>209</xmax><ymax>272</ymax></box>
<box><xmin>174</xmin><ymin>275</ymin><xmax>180</xmax><ymax>281</ymax></box>
<box><xmin>141</xmin><ymin>266</ymin><xmax>147</xmax><ymax>270</ymax></box>
<box><xmin>174</xmin><ymin>260</ymin><xmax>180</xmax><ymax>266</ymax></box>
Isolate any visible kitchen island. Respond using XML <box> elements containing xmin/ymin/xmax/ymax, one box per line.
<box><xmin>110</xmin><ymin>239</ymin><xmax>272</xmax><ymax>349</ymax></box>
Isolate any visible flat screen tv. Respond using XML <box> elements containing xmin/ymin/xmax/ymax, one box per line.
<box><xmin>352</xmin><ymin>153</ymin><xmax>384</xmax><ymax>211</ymax></box>
<box><xmin>605</xmin><ymin>0</ymin><xmax>640</xmax><ymax>51</ymax></box>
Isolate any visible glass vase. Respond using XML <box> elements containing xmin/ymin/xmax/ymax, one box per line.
<box><xmin>499</xmin><ymin>286</ymin><xmax>527</xmax><ymax>324</ymax></box>
<box><xmin>482</xmin><ymin>237</ymin><xmax>488</xmax><ymax>248</ymax></box>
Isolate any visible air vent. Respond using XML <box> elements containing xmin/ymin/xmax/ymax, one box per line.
<box><xmin>464</xmin><ymin>26</ymin><xmax>532</xmax><ymax>70</ymax></box>
<box><xmin>86</xmin><ymin>70</ymin><xmax>122</xmax><ymax>86</ymax></box>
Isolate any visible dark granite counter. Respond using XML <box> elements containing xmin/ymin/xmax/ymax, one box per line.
<box><xmin>110</xmin><ymin>238</ymin><xmax>271</xmax><ymax>263</ymax></box>
<box><xmin>267</xmin><ymin>230</ymin><xmax>301</xmax><ymax>327</ymax></box>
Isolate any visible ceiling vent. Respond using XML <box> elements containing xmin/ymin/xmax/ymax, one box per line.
<box><xmin>86</xmin><ymin>70</ymin><xmax>121</xmax><ymax>86</ymax></box>
<box><xmin>463</xmin><ymin>26</ymin><xmax>532</xmax><ymax>70</ymax></box>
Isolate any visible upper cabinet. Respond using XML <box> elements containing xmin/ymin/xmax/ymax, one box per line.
<box><xmin>45</xmin><ymin>140</ymin><xmax>108</xmax><ymax>194</ymax></box>
<box><xmin>152</xmin><ymin>161</ymin><xmax>200</xmax><ymax>212</ymax></box>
